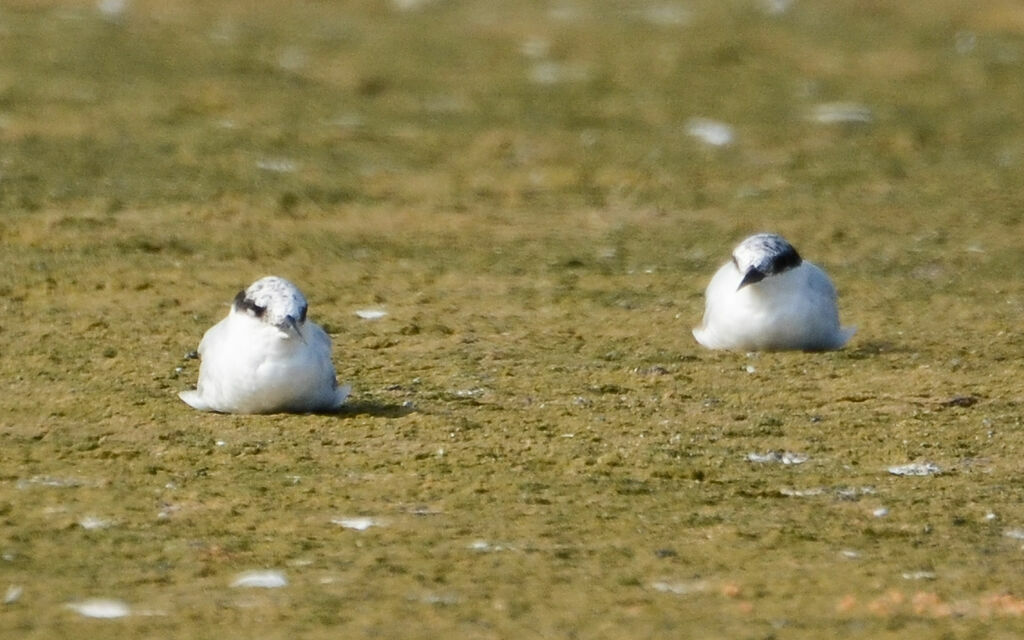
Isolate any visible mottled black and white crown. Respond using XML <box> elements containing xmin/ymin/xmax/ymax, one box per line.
<box><xmin>732</xmin><ymin>233</ymin><xmax>803</xmax><ymax>289</ymax></box>
<box><xmin>233</xmin><ymin>276</ymin><xmax>309</xmax><ymax>333</ymax></box>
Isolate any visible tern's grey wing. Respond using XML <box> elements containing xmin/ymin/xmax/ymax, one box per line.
<box><xmin>303</xmin><ymin>321</ymin><xmax>350</xmax><ymax>410</ymax></box>
<box><xmin>804</xmin><ymin>262</ymin><xmax>856</xmax><ymax>349</ymax></box>
<box><xmin>305</xmin><ymin>321</ymin><xmax>333</xmax><ymax>351</ymax></box>
<box><xmin>803</xmin><ymin>262</ymin><xmax>839</xmax><ymax>301</ymax></box>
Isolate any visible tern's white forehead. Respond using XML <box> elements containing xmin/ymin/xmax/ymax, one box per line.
<box><xmin>236</xmin><ymin>276</ymin><xmax>308</xmax><ymax>325</ymax></box>
<box><xmin>732</xmin><ymin>233</ymin><xmax>801</xmax><ymax>274</ymax></box>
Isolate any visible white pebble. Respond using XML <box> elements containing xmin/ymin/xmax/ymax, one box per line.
<box><xmin>761</xmin><ymin>0</ymin><xmax>793</xmax><ymax>15</ymax></box>
<box><xmin>468</xmin><ymin>540</ymin><xmax>511</xmax><ymax>552</ymax></box>
<box><xmin>230</xmin><ymin>570</ymin><xmax>288</xmax><ymax>589</ymax></box>
<box><xmin>809</xmin><ymin>102</ymin><xmax>873</xmax><ymax>125</ymax></box>
<box><xmin>746</xmin><ymin>451</ymin><xmax>808</xmax><ymax>465</ymax></box>
<box><xmin>66</xmin><ymin>598</ymin><xmax>131</xmax><ymax>619</ymax></box>
<box><xmin>686</xmin><ymin>118</ymin><xmax>734</xmax><ymax>147</ymax></box>
<box><xmin>650</xmin><ymin>580</ymin><xmax>707</xmax><ymax>595</ymax></box>
<box><xmin>78</xmin><ymin>516</ymin><xmax>111</xmax><ymax>530</ymax></box>
<box><xmin>528</xmin><ymin>61</ymin><xmax>589</xmax><ymax>85</ymax></box>
<box><xmin>779</xmin><ymin>487</ymin><xmax>825</xmax><ymax>497</ymax></box>
<box><xmin>97</xmin><ymin>0</ymin><xmax>128</xmax><ymax>19</ymax></box>
<box><xmin>391</xmin><ymin>0</ymin><xmax>433</xmax><ymax>11</ymax></box>
<box><xmin>255</xmin><ymin>158</ymin><xmax>298</xmax><ymax>173</ymax></box>
<box><xmin>331</xmin><ymin>517</ymin><xmax>380</xmax><ymax>531</ymax></box>
<box><xmin>887</xmin><ymin>462</ymin><xmax>941</xmax><ymax>476</ymax></box>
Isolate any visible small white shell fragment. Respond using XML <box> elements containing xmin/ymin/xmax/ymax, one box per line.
<box><xmin>1004</xmin><ymin>529</ymin><xmax>1024</xmax><ymax>540</ymax></box>
<box><xmin>4</xmin><ymin>585</ymin><xmax>22</xmax><ymax>604</ymax></box>
<box><xmin>902</xmin><ymin>571</ymin><xmax>937</xmax><ymax>580</ymax></box>
<box><xmin>528</xmin><ymin>61</ymin><xmax>589</xmax><ymax>85</ymax></box>
<box><xmin>836</xmin><ymin>486</ymin><xmax>877</xmax><ymax>498</ymax></box>
<box><xmin>331</xmin><ymin>517</ymin><xmax>380</xmax><ymax>531</ymax></box>
<box><xmin>468</xmin><ymin>540</ymin><xmax>511</xmax><ymax>552</ymax></box>
<box><xmin>355</xmin><ymin>309</ymin><xmax>388</xmax><ymax>320</ymax></box>
<box><xmin>779</xmin><ymin>487</ymin><xmax>825</xmax><ymax>497</ymax></box>
<box><xmin>650</xmin><ymin>580</ymin><xmax>708</xmax><ymax>595</ymax></box>
<box><xmin>230</xmin><ymin>570</ymin><xmax>288</xmax><ymax>589</ymax></box>
<box><xmin>418</xmin><ymin>592</ymin><xmax>460</xmax><ymax>605</ymax></box>
<box><xmin>840</xmin><ymin>550</ymin><xmax>860</xmax><ymax>559</ymax></box>
<box><xmin>761</xmin><ymin>0</ymin><xmax>793</xmax><ymax>15</ymax></box>
<box><xmin>746</xmin><ymin>451</ymin><xmax>808</xmax><ymax>465</ymax></box>
<box><xmin>985</xmin><ymin>512</ymin><xmax>997</xmax><ymax>521</ymax></box>
<box><xmin>79</xmin><ymin>516</ymin><xmax>111</xmax><ymax>530</ymax></box>
<box><xmin>255</xmin><ymin>158</ymin><xmax>298</xmax><ymax>173</ymax></box>
<box><xmin>686</xmin><ymin>118</ymin><xmax>734</xmax><ymax>147</ymax></box>
<box><xmin>16</xmin><ymin>476</ymin><xmax>83</xmax><ymax>489</ymax></box>
<box><xmin>97</xmin><ymin>0</ymin><xmax>128</xmax><ymax>19</ymax></box>
<box><xmin>392</xmin><ymin>0</ymin><xmax>433</xmax><ymax>11</ymax></box>
<box><xmin>66</xmin><ymin>598</ymin><xmax>131</xmax><ymax>618</ymax></box>
<box><xmin>887</xmin><ymin>462</ymin><xmax>941</xmax><ymax>476</ymax></box>
<box><xmin>156</xmin><ymin>504</ymin><xmax>179</xmax><ymax>520</ymax></box>
<box><xmin>809</xmin><ymin>102</ymin><xmax>874</xmax><ymax>125</ymax></box>
<box><xmin>872</xmin><ymin>507</ymin><xmax>889</xmax><ymax>518</ymax></box>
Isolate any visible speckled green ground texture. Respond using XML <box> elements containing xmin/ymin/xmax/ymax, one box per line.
<box><xmin>2</xmin><ymin>1</ymin><xmax>1024</xmax><ymax>638</ymax></box>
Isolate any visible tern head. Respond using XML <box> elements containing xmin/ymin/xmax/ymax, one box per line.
<box><xmin>233</xmin><ymin>276</ymin><xmax>309</xmax><ymax>338</ymax></box>
<box><xmin>731</xmin><ymin>233</ymin><xmax>803</xmax><ymax>289</ymax></box>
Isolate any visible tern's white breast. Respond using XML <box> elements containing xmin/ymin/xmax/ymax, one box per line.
<box><xmin>693</xmin><ymin>260</ymin><xmax>854</xmax><ymax>351</ymax></box>
<box><xmin>181</xmin><ymin>311</ymin><xmax>347</xmax><ymax>413</ymax></box>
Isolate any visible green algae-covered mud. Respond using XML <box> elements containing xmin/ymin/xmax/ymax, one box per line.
<box><xmin>3</xmin><ymin>1</ymin><xmax>1024</xmax><ymax>637</ymax></box>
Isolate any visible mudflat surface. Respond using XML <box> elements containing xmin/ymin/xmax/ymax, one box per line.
<box><xmin>2</xmin><ymin>1</ymin><xmax>1024</xmax><ymax>637</ymax></box>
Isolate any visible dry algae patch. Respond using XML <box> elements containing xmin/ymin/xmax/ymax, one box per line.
<box><xmin>2</xmin><ymin>1</ymin><xmax>1024</xmax><ymax>638</ymax></box>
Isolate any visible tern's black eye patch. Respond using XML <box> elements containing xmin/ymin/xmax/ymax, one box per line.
<box><xmin>770</xmin><ymin>245</ymin><xmax>802</xmax><ymax>273</ymax></box>
<box><xmin>298</xmin><ymin>304</ymin><xmax>307</xmax><ymax>323</ymax></box>
<box><xmin>233</xmin><ymin>290</ymin><xmax>266</xmax><ymax>317</ymax></box>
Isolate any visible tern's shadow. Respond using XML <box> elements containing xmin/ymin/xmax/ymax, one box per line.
<box><xmin>844</xmin><ymin>340</ymin><xmax>912</xmax><ymax>357</ymax></box>
<box><xmin>333</xmin><ymin>401</ymin><xmax>417</xmax><ymax>419</ymax></box>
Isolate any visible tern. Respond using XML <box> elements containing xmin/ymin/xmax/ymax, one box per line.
<box><xmin>180</xmin><ymin>276</ymin><xmax>350</xmax><ymax>413</ymax></box>
<box><xmin>693</xmin><ymin>233</ymin><xmax>854</xmax><ymax>351</ymax></box>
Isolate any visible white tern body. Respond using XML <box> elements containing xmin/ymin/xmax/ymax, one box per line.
<box><xmin>693</xmin><ymin>234</ymin><xmax>854</xmax><ymax>351</ymax></box>
<box><xmin>180</xmin><ymin>277</ymin><xmax>350</xmax><ymax>413</ymax></box>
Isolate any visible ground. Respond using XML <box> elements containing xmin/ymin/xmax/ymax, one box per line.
<box><xmin>2</xmin><ymin>1</ymin><xmax>1024</xmax><ymax>638</ymax></box>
